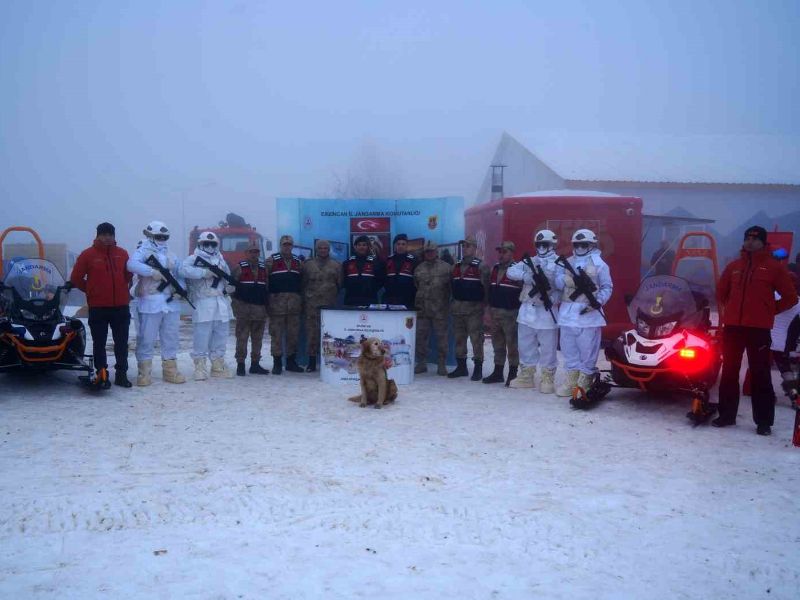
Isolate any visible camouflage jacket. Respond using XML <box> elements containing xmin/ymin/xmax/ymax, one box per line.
<box><xmin>413</xmin><ymin>258</ymin><xmax>452</xmax><ymax>318</ymax></box>
<box><xmin>302</xmin><ymin>256</ymin><xmax>342</xmax><ymax>311</ymax></box>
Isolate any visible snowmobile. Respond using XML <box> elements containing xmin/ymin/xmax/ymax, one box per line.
<box><xmin>0</xmin><ymin>258</ymin><xmax>100</xmax><ymax>387</ymax></box>
<box><xmin>572</xmin><ymin>274</ymin><xmax>721</xmax><ymax>424</ymax></box>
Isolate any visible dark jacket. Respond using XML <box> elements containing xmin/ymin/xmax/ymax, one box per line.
<box><xmin>70</xmin><ymin>240</ymin><xmax>132</xmax><ymax>308</ymax></box>
<box><xmin>717</xmin><ymin>247</ymin><xmax>798</xmax><ymax>329</ymax></box>
<box><xmin>383</xmin><ymin>253</ymin><xmax>417</xmax><ymax>307</ymax></box>
<box><xmin>488</xmin><ymin>262</ymin><xmax>522</xmax><ymax>310</ymax></box>
<box><xmin>342</xmin><ymin>255</ymin><xmax>384</xmax><ymax>306</ymax></box>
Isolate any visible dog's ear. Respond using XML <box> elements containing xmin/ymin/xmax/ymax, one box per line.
<box><xmin>361</xmin><ymin>339</ymin><xmax>371</xmax><ymax>355</ymax></box>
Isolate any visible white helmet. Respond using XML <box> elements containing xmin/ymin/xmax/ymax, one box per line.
<box><xmin>197</xmin><ymin>231</ymin><xmax>220</xmax><ymax>254</ymax></box>
<box><xmin>143</xmin><ymin>221</ymin><xmax>170</xmax><ymax>240</ymax></box>
<box><xmin>571</xmin><ymin>229</ymin><xmax>597</xmax><ymax>255</ymax></box>
<box><xmin>533</xmin><ymin>229</ymin><xmax>557</xmax><ymax>256</ymax></box>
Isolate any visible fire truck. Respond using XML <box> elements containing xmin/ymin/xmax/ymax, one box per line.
<box><xmin>465</xmin><ymin>191</ymin><xmax>643</xmax><ymax>341</ymax></box>
<box><xmin>189</xmin><ymin>213</ymin><xmax>271</xmax><ymax>272</ymax></box>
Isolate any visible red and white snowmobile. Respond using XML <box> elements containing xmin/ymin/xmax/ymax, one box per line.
<box><xmin>573</xmin><ymin>275</ymin><xmax>722</xmax><ymax>423</ymax></box>
<box><xmin>0</xmin><ymin>258</ymin><xmax>102</xmax><ymax>388</ymax></box>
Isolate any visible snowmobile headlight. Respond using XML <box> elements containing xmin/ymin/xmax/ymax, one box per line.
<box><xmin>653</xmin><ymin>321</ymin><xmax>678</xmax><ymax>338</ymax></box>
<box><xmin>19</xmin><ymin>308</ymin><xmax>55</xmax><ymax>321</ymax></box>
<box><xmin>636</xmin><ymin>317</ymin><xmax>649</xmax><ymax>337</ymax></box>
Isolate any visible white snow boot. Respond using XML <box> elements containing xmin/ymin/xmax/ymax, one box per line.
<box><xmin>162</xmin><ymin>358</ymin><xmax>186</xmax><ymax>384</ymax></box>
<box><xmin>509</xmin><ymin>365</ymin><xmax>536</xmax><ymax>389</ymax></box>
<box><xmin>539</xmin><ymin>368</ymin><xmax>556</xmax><ymax>394</ymax></box>
<box><xmin>210</xmin><ymin>357</ymin><xmax>234</xmax><ymax>378</ymax></box>
<box><xmin>193</xmin><ymin>357</ymin><xmax>208</xmax><ymax>381</ymax></box>
<box><xmin>556</xmin><ymin>370</ymin><xmax>580</xmax><ymax>397</ymax></box>
<box><xmin>136</xmin><ymin>359</ymin><xmax>152</xmax><ymax>387</ymax></box>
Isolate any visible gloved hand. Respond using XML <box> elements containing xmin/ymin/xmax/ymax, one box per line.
<box><xmin>203</xmin><ymin>269</ymin><xmax>217</xmax><ymax>279</ymax></box>
<box><xmin>151</xmin><ymin>270</ymin><xmax>165</xmax><ymax>282</ymax></box>
<box><xmin>224</xmin><ymin>284</ymin><xmax>236</xmax><ymax>295</ymax></box>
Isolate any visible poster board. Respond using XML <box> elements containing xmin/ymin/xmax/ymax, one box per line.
<box><xmin>277</xmin><ymin>197</ymin><xmax>465</xmax><ymax>256</ymax></box>
<box><xmin>320</xmin><ymin>308</ymin><xmax>416</xmax><ymax>385</ymax></box>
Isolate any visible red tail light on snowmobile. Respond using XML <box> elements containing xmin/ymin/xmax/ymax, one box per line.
<box><xmin>670</xmin><ymin>347</ymin><xmax>710</xmax><ymax>374</ymax></box>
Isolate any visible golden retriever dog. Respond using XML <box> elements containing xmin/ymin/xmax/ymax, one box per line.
<box><xmin>348</xmin><ymin>337</ymin><xmax>398</xmax><ymax>408</ymax></box>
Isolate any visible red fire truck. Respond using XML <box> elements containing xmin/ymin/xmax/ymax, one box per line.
<box><xmin>465</xmin><ymin>191</ymin><xmax>643</xmax><ymax>340</ymax></box>
<box><xmin>189</xmin><ymin>214</ymin><xmax>270</xmax><ymax>272</ymax></box>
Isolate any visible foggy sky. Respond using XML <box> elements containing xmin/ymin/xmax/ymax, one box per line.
<box><xmin>1</xmin><ymin>0</ymin><xmax>798</xmax><ymax>256</ymax></box>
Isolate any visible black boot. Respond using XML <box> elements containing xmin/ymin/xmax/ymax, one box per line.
<box><xmin>95</xmin><ymin>368</ymin><xmax>112</xmax><ymax>389</ymax></box>
<box><xmin>272</xmin><ymin>355</ymin><xmax>283</xmax><ymax>375</ymax></box>
<box><xmin>470</xmin><ymin>359</ymin><xmax>483</xmax><ymax>381</ymax></box>
<box><xmin>504</xmin><ymin>365</ymin><xmax>518</xmax><ymax>387</ymax></box>
<box><xmin>249</xmin><ymin>362</ymin><xmax>269</xmax><ymax>375</ymax></box>
<box><xmin>482</xmin><ymin>363</ymin><xmax>504</xmax><ymax>384</ymax></box>
<box><xmin>114</xmin><ymin>371</ymin><xmax>132</xmax><ymax>388</ymax></box>
<box><xmin>447</xmin><ymin>358</ymin><xmax>468</xmax><ymax>378</ymax></box>
<box><xmin>306</xmin><ymin>356</ymin><xmax>317</xmax><ymax>372</ymax></box>
<box><xmin>285</xmin><ymin>354</ymin><xmax>304</xmax><ymax>373</ymax></box>
<box><xmin>237</xmin><ymin>362</ymin><xmax>246</xmax><ymax>376</ymax></box>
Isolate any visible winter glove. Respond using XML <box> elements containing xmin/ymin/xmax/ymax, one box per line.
<box><xmin>203</xmin><ymin>269</ymin><xmax>217</xmax><ymax>280</ymax></box>
<box><xmin>151</xmin><ymin>270</ymin><xmax>165</xmax><ymax>282</ymax></box>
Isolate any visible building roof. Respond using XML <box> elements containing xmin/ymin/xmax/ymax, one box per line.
<box><xmin>509</xmin><ymin>131</ymin><xmax>800</xmax><ymax>186</ymax></box>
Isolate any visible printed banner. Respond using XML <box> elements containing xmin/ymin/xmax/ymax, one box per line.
<box><xmin>320</xmin><ymin>308</ymin><xmax>416</xmax><ymax>385</ymax></box>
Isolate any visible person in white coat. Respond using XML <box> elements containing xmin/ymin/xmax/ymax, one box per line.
<box><xmin>554</xmin><ymin>229</ymin><xmax>613</xmax><ymax>396</ymax></box>
<box><xmin>506</xmin><ymin>229</ymin><xmax>561</xmax><ymax>393</ymax></box>
<box><xmin>126</xmin><ymin>221</ymin><xmax>187</xmax><ymax>386</ymax></box>
<box><xmin>182</xmin><ymin>231</ymin><xmax>234</xmax><ymax>380</ymax></box>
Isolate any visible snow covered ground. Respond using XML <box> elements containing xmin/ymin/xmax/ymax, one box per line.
<box><xmin>1</xmin><ymin>323</ymin><xmax>799</xmax><ymax>599</ymax></box>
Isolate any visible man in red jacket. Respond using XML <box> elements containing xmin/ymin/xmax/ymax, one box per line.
<box><xmin>714</xmin><ymin>225</ymin><xmax>798</xmax><ymax>434</ymax></box>
<box><xmin>70</xmin><ymin>223</ymin><xmax>133</xmax><ymax>388</ymax></box>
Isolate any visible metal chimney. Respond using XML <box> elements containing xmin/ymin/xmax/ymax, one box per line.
<box><xmin>490</xmin><ymin>164</ymin><xmax>506</xmax><ymax>201</ymax></box>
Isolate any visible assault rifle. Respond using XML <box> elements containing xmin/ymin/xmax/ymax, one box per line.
<box><xmin>555</xmin><ymin>255</ymin><xmax>607</xmax><ymax>323</ymax></box>
<box><xmin>521</xmin><ymin>253</ymin><xmax>557</xmax><ymax>323</ymax></box>
<box><xmin>193</xmin><ymin>255</ymin><xmax>237</xmax><ymax>290</ymax></box>
<box><xmin>144</xmin><ymin>254</ymin><xmax>196</xmax><ymax>309</ymax></box>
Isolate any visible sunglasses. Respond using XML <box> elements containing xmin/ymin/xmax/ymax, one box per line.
<box><xmin>535</xmin><ymin>242</ymin><xmax>552</xmax><ymax>249</ymax></box>
<box><xmin>573</xmin><ymin>242</ymin><xmax>590</xmax><ymax>248</ymax></box>
<box><xmin>154</xmin><ymin>234</ymin><xmax>169</xmax><ymax>242</ymax></box>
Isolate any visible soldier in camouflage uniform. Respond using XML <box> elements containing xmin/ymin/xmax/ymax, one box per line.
<box><xmin>231</xmin><ymin>240</ymin><xmax>270</xmax><ymax>376</ymax></box>
<box><xmin>302</xmin><ymin>239</ymin><xmax>342</xmax><ymax>372</ymax></box>
<box><xmin>482</xmin><ymin>241</ymin><xmax>522</xmax><ymax>386</ymax></box>
<box><xmin>448</xmin><ymin>235</ymin><xmax>490</xmax><ymax>381</ymax></box>
<box><xmin>413</xmin><ymin>240</ymin><xmax>452</xmax><ymax>375</ymax></box>
<box><xmin>266</xmin><ymin>235</ymin><xmax>304</xmax><ymax>374</ymax></box>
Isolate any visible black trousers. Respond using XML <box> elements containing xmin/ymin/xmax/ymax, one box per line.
<box><xmin>87</xmin><ymin>306</ymin><xmax>131</xmax><ymax>373</ymax></box>
<box><xmin>718</xmin><ymin>325</ymin><xmax>775</xmax><ymax>426</ymax></box>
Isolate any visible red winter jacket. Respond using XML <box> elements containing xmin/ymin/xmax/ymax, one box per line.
<box><xmin>70</xmin><ymin>240</ymin><xmax>132</xmax><ymax>308</ymax></box>
<box><xmin>716</xmin><ymin>247</ymin><xmax>798</xmax><ymax>329</ymax></box>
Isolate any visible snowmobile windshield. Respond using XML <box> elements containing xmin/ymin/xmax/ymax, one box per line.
<box><xmin>1</xmin><ymin>259</ymin><xmax>67</xmax><ymax>322</ymax></box>
<box><xmin>628</xmin><ymin>275</ymin><xmax>705</xmax><ymax>338</ymax></box>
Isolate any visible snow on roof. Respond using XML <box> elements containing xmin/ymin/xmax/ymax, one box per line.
<box><xmin>509</xmin><ymin>131</ymin><xmax>800</xmax><ymax>185</ymax></box>
<box><xmin>509</xmin><ymin>189</ymin><xmax>623</xmax><ymax>198</ymax></box>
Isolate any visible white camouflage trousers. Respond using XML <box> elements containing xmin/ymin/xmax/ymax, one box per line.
<box><xmin>517</xmin><ymin>324</ymin><xmax>558</xmax><ymax>370</ymax></box>
<box><xmin>135</xmin><ymin>311</ymin><xmax>180</xmax><ymax>361</ymax></box>
<box><xmin>192</xmin><ymin>320</ymin><xmax>229</xmax><ymax>360</ymax></box>
<box><xmin>560</xmin><ymin>325</ymin><xmax>602</xmax><ymax>375</ymax></box>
